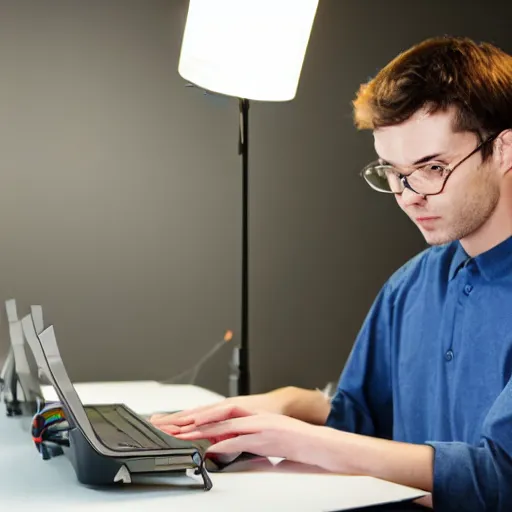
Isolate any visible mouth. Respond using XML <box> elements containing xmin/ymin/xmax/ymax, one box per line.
<box><xmin>416</xmin><ymin>216</ymin><xmax>441</xmax><ymax>228</ymax></box>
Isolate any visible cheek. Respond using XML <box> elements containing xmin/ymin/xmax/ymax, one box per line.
<box><xmin>442</xmin><ymin>176</ymin><xmax>481</xmax><ymax>213</ymax></box>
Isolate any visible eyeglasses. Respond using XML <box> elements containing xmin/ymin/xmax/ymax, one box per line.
<box><xmin>360</xmin><ymin>133</ymin><xmax>499</xmax><ymax>196</ymax></box>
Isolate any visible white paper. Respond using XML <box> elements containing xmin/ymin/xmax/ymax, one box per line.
<box><xmin>30</xmin><ymin>305</ymin><xmax>44</xmax><ymax>334</ymax></box>
<box><xmin>5</xmin><ymin>298</ymin><xmax>18</xmax><ymax>323</ymax></box>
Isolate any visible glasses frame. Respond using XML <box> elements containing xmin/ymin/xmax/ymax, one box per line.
<box><xmin>360</xmin><ymin>132</ymin><xmax>499</xmax><ymax>197</ymax></box>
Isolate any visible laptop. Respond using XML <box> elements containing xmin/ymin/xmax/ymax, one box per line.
<box><xmin>0</xmin><ymin>301</ymin><xmax>43</xmax><ymax>417</ymax></box>
<box><xmin>20</xmin><ymin>313</ymin><xmax>212</xmax><ymax>490</ymax></box>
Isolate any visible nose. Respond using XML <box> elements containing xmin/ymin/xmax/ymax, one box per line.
<box><xmin>399</xmin><ymin>186</ymin><xmax>426</xmax><ymax>208</ymax></box>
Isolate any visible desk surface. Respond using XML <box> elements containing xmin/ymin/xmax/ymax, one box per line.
<box><xmin>0</xmin><ymin>381</ymin><xmax>427</xmax><ymax>511</ymax></box>
<box><xmin>40</xmin><ymin>380</ymin><xmax>225</xmax><ymax>415</ymax></box>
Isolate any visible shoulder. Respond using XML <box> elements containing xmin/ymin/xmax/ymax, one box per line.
<box><xmin>385</xmin><ymin>242</ymin><xmax>459</xmax><ymax>296</ymax></box>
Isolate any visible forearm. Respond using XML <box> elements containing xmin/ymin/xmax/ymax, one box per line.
<box><xmin>269</xmin><ymin>386</ymin><xmax>331</xmax><ymax>425</ymax></box>
<box><xmin>309</xmin><ymin>427</ymin><xmax>434</xmax><ymax>492</ymax></box>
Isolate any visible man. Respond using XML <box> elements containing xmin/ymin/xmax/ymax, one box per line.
<box><xmin>152</xmin><ymin>37</ymin><xmax>512</xmax><ymax>511</ymax></box>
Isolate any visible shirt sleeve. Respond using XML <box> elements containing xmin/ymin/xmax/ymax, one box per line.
<box><xmin>325</xmin><ymin>283</ymin><xmax>394</xmax><ymax>439</ymax></box>
<box><xmin>427</xmin><ymin>376</ymin><xmax>512</xmax><ymax>512</ymax></box>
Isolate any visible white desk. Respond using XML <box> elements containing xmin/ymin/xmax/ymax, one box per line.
<box><xmin>40</xmin><ymin>380</ymin><xmax>225</xmax><ymax>416</ymax></box>
<box><xmin>0</xmin><ymin>382</ymin><xmax>427</xmax><ymax>511</ymax></box>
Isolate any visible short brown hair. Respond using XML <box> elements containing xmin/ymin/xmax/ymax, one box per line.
<box><xmin>353</xmin><ymin>36</ymin><xmax>512</xmax><ymax>144</ymax></box>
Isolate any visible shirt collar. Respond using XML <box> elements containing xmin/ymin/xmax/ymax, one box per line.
<box><xmin>473</xmin><ymin>235</ymin><xmax>512</xmax><ymax>281</ymax></box>
<box><xmin>449</xmin><ymin>235</ymin><xmax>512</xmax><ymax>281</ymax></box>
<box><xmin>448</xmin><ymin>242</ymin><xmax>469</xmax><ymax>281</ymax></box>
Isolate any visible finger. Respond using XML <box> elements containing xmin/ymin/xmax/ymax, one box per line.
<box><xmin>150</xmin><ymin>416</ymin><xmax>194</xmax><ymax>428</ymax></box>
<box><xmin>150</xmin><ymin>413</ymin><xmax>189</xmax><ymax>426</ymax></box>
<box><xmin>150</xmin><ymin>407</ymin><xmax>204</xmax><ymax>425</ymax></box>
<box><xmin>174</xmin><ymin>430</ymin><xmax>209</xmax><ymax>440</ymax></box>
<box><xmin>175</xmin><ymin>423</ymin><xmax>198</xmax><ymax>434</ymax></box>
<box><xmin>191</xmin><ymin>404</ymin><xmax>255</xmax><ymax>427</ymax></box>
<box><xmin>150</xmin><ymin>403</ymin><xmax>218</xmax><ymax>426</ymax></box>
<box><xmin>207</xmin><ymin>434</ymin><xmax>261</xmax><ymax>455</ymax></box>
<box><xmin>157</xmin><ymin>421</ymin><xmax>215</xmax><ymax>436</ymax></box>
<box><xmin>159</xmin><ymin>425</ymin><xmax>181</xmax><ymax>435</ymax></box>
<box><xmin>175</xmin><ymin>416</ymin><xmax>261</xmax><ymax>440</ymax></box>
<box><xmin>160</xmin><ymin>416</ymin><xmax>196</xmax><ymax>427</ymax></box>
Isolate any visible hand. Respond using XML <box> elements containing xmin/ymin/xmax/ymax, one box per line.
<box><xmin>150</xmin><ymin>391</ymin><xmax>288</xmax><ymax>436</ymax></box>
<box><xmin>161</xmin><ymin>403</ymin><xmax>320</xmax><ymax>464</ymax></box>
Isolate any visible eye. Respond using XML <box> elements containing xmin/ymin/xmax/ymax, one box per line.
<box><xmin>426</xmin><ymin>163</ymin><xmax>447</xmax><ymax>174</ymax></box>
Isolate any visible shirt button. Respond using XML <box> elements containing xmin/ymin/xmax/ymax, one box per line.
<box><xmin>445</xmin><ymin>350</ymin><xmax>454</xmax><ymax>362</ymax></box>
<box><xmin>464</xmin><ymin>284</ymin><xmax>473</xmax><ymax>295</ymax></box>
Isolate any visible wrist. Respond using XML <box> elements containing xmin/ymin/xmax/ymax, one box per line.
<box><xmin>307</xmin><ymin>426</ymin><xmax>354</xmax><ymax>473</ymax></box>
<box><xmin>267</xmin><ymin>386</ymin><xmax>298</xmax><ymax>416</ymax></box>
<box><xmin>308</xmin><ymin>427</ymin><xmax>435</xmax><ymax>493</ymax></box>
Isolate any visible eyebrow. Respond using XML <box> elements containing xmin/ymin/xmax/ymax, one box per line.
<box><xmin>412</xmin><ymin>153</ymin><xmax>443</xmax><ymax>166</ymax></box>
<box><xmin>381</xmin><ymin>153</ymin><xmax>445</xmax><ymax>167</ymax></box>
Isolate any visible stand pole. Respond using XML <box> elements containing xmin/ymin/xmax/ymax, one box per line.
<box><xmin>238</xmin><ymin>98</ymin><xmax>250</xmax><ymax>396</ymax></box>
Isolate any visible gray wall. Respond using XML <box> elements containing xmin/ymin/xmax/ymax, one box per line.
<box><xmin>249</xmin><ymin>0</ymin><xmax>511</xmax><ymax>391</ymax></box>
<box><xmin>0</xmin><ymin>1</ymin><xmax>509</xmax><ymax>396</ymax></box>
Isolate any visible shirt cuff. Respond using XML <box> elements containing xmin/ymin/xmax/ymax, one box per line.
<box><xmin>426</xmin><ymin>441</ymin><xmax>497</xmax><ymax>511</ymax></box>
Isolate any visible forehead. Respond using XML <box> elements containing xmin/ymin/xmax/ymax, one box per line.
<box><xmin>373</xmin><ymin>107</ymin><xmax>467</xmax><ymax>165</ymax></box>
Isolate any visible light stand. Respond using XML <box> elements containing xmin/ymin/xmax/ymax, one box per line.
<box><xmin>238</xmin><ymin>98</ymin><xmax>250</xmax><ymax>395</ymax></box>
<box><xmin>178</xmin><ymin>0</ymin><xmax>319</xmax><ymax>395</ymax></box>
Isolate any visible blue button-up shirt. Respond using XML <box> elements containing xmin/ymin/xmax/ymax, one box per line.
<box><xmin>326</xmin><ymin>235</ymin><xmax>512</xmax><ymax>511</ymax></box>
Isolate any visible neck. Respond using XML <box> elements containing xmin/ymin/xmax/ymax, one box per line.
<box><xmin>461</xmin><ymin>176</ymin><xmax>512</xmax><ymax>257</ymax></box>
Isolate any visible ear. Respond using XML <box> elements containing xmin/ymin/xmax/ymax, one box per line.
<box><xmin>496</xmin><ymin>130</ymin><xmax>512</xmax><ymax>176</ymax></box>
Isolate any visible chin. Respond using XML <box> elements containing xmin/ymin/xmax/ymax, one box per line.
<box><xmin>420</xmin><ymin>229</ymin><xmax>456</xmax><ymax>246</ymax></box>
